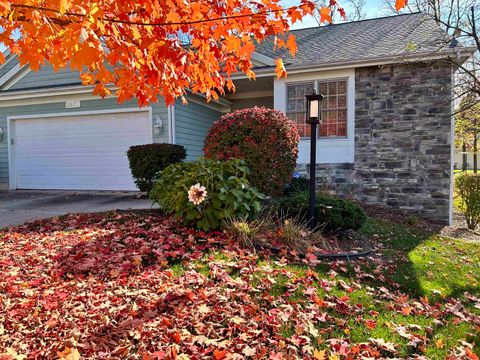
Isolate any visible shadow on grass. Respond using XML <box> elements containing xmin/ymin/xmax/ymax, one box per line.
<box><xmin>357</xmin><ymin>218</ymin><xmax>480</xmax><ymax>299</ymax></box>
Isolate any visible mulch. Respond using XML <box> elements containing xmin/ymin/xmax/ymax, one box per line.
<box><xmin>440</xmin><ymin>212</ymin><xmax>480</xmax><ymax>242</ymax></box>
<box><xmin>362</xmin><ymin>203</ymin><xmax>480</xmax><ymax>242</ymax></box>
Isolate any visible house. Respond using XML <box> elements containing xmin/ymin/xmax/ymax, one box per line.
<box><xmin>0</xmin><ymin>12</ymin><xmax>475</xmax><ymax>224</ymax></box>
<box><xmin>454</xmin><ymin>149</ymin><xmax>478</xmax><ymax>171</ymax></box>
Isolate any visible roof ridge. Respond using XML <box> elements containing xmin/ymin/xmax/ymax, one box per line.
<box><xmin>288</xmin><ymin>11</ymin><xmax>424</xmax><ymax>32</ymax></box>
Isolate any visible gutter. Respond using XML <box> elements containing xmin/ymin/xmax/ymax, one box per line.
<box><xmin>0</xmin><ymin>84</ymin><xmax>100</xmax><ymax>100</ymax></box>
<box><xmin>0</xmin><ymin>84</ymin><xmax>234</xmax><ymax>113</ymax></box>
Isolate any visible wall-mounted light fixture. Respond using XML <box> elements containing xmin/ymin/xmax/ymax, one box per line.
<box><xmin>0</xmin><ymin>127</ymin><xmax>4</xmax><ymax>142</ymax></box>
<box><xmin>153</xmin><ymin>116</ymin><xmax>163</xmax><ymax>135</ymax></box>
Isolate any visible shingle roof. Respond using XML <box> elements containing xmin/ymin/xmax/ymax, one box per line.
<box><xmin>254</xmin><ymin>12</ymin><xmax>462</xmax><ymax>68</ymax></box>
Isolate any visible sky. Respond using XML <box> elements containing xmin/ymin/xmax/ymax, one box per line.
<box><xmin>283</xmin><ymin>0</ymin><xmax>389</xmax><ymax>29</ymax></box>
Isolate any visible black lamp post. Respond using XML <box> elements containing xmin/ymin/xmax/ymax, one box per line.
<box><xmin>305</xmin><ymin>89</ymin><xmax>324</xmax><ymax>228</ymax></box>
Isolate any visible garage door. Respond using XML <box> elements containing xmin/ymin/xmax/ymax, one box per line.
<box><xmin>12</xmin><ymin>111</ymin><xmax>152</xmax><ymax>191</ymax></box>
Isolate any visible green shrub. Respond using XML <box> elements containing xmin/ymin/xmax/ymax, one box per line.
<box><xmin>272</xmin><ymin>192</ymin><xmax>311</xmax><ymax>221</ymax></box>
<box><xmin>284</xmin><ymin>177</ymin><xmax>310</xmax><ymax>195</ymax></box>
<box><xmin>150</xmin><ymin>158</ymin><xmax>265</xmax><ymax>231</ymax></box>
<box><xmin>315</xmin><ymin>194</ymin><xmax>367</xmax><ymax>232</ymax></box>
<box><xmin>127</xmin><ymin>144</ymin><xmax>186</xmax><ymax>193</ymax></box>
<box><xmin>455</xmin><ymin>173</ymin><xmax>480</xmax><ymax>230</ymax></box>
<box><xmin>272</xmin><ymin>192</ymin><xmax>367</xmax><ymax>232</ymax></box>
<box><xmin>203</xmin><ymin>107</ymin><xmax>299</xmax><ymax>196</ymax></box>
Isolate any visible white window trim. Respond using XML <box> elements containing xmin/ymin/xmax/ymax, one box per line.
<box><xmin>7</xmin><ymin>107</ymin><xmax>153</xmax><ymax>190</ymax></box>
<box><xmin>274</xmin><ymin>68</ymin><xmax>355</xmax><ymax>164</ymax></box>
<box><xmin>285</xmin><ymin>78</ymin><xmax>349</xmax><ymax>140</ymax></box>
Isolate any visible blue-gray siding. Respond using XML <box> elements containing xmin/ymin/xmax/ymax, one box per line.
<box><xmin>174</xmin><ymin>100</ymin><xmax>222</xmax><ymax>160</ymax></box>
<box><xmin>231</xmin><ymin>96</ymin><xmax>273</xmax><ymax>110</ymax></box>
<box><xmin>9</xmin><ymin>65</ymin><xmax>81</xmax><ymax>90</ymax></box>
<box><xmin>0</xmin><ymin>57</ymin><xmax>18</xmax><ymax>79</ymax></box>
<box><xmin>0</xmin><ymin>97</ymin><xmax>168</xmax><ymax>187</ymax></box>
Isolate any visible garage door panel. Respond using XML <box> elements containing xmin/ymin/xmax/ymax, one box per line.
<box><xmin>13</xmin><ymin>111</ymin><xmax>151</xmax><ymax>191</ymax></box>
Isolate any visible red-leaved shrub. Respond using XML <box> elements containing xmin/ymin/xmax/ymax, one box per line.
<box><xmin>204</xmin><ymin>107</ymin><xmax>299</xmax><ymax>195</ymax></box>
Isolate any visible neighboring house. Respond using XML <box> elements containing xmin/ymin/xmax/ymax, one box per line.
<box><xmin>454</xmin><ymin>149</ymin><xmax>478</xmax><ymax>170</ymax></box>
<box><xmin>0</xmin><ymin>12</ymin><xmax>475</xmax><ymax>224</ymax></box>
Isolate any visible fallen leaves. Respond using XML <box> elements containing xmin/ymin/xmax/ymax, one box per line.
<box><xmin>0</xmin><ymin>211</ymin><xmax>478</xmax><ymax>359</ymax></box>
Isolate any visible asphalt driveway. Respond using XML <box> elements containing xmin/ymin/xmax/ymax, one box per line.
<box><xmin>0</xmin><ymin>190</ymin><xmax>156</xmax><ymax>229</ymax></box>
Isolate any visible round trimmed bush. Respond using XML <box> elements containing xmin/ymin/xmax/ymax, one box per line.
<box><xmin>203</xmin><ymin>107</ymin><xmax>300</xmax><ymax>196</ymax></box>
<box><xmin>127</xmin><ymin>143</ymin><xmax>186</xmax><ymax>193</ymax></box>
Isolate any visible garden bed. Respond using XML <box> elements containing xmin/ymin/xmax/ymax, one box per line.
<box><xmin>0</xmin><ymin>210</ymin><xmax>479</xmax><ymax>359</ymax></box>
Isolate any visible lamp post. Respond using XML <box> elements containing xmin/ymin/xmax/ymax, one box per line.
<box><xmin>305</xmin><ymin>89</ymin><xmax>324</xmax><ymax>228</ymax></box>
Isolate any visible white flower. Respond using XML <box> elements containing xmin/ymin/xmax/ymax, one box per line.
<box><xmin>188</xmin><ymin>183</ymin><xmax>207</xmax><ymax>205</ymax></box>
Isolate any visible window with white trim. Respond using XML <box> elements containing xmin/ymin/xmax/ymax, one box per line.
<box><xmin>286</xmin><ymin>79</ymin><xmax>348</xmax><ymax>139</ymax></box>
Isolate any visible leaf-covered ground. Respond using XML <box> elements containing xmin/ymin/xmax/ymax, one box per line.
<box><xmin>0</xmin><ymin>211</ymin><xmax>479</xmax><ymax>359</ymax></box>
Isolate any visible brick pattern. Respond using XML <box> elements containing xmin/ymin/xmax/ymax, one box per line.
<box><xmin>297</xmin><ymin>62</ymin><xmax>453</xmax><ymax>224</ymax></box>
<box><xmin>296</xmin><ymin>163</ymin><xmax>356</xmax><ymax>197</ymax></box>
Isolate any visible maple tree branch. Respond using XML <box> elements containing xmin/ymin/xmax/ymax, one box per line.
<box><xmin>7</xmin><ymin>3</ymin><xmax>309</xmax><ymax>27</ymax></box>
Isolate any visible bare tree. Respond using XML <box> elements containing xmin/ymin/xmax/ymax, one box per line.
<box><xmin>347</xmin><ymin>0</ymin><xmax>368</xmax><ymax>21</ymax></box>
<box><xmin>311</xmin><ymin>0</ymin><xmax>367</xmax><ymax>24</ymax></box>
<box><xmin>382</xmin><ymin>0</ymin><xmax>479</xmax><ymax>106</ymax></box>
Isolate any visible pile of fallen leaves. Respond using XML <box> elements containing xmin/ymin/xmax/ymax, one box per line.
<box><xmin>0</xmin><ymin>210</ymin><xmax>479</xmax><ymax>359</ymax></box>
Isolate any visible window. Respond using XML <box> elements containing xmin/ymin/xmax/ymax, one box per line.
<box><xmin>286</xmin><ymin>79</ymin><xmax>348</xmax><ymax>139</ymax></box>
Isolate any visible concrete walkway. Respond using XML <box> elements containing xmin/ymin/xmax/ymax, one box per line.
<box><xmin>0</xmin><ymin>190</ymin><xmax>155</xmax><ymax>229</ymax></box>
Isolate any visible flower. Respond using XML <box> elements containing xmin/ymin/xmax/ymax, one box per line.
<box><xmin>188</xmin><ymin>183</ymin><xmax>207</xmax><ymax>205</ymax></box>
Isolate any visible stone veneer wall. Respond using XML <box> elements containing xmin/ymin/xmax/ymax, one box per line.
<box><xmin>297</xmin><ymin>61</ymin><xmax>453</xmax><ymax>224</ymax></box>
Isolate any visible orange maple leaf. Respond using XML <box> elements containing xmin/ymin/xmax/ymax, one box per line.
<box><xmin>319</xmin><ymin>7</ymin><xmax>332</xmax><ymax>23</ymax></box>
<box><xmin>59</xmin><ymin>0</ymin><xmax>71</xmax><ymax>14</ymax></box>
<box><xmin>395</xmin><ymin>0</ymin><xmax>408</xmax><ymax>11</ymax></box>
<box><xmin>286</xmin><ymin>34</ymin><xmax>298</xmax><ymax>57</ymax></box>
<box><xmin>58</xmin><ymin>347</ymin><xmax>80</xmax><ymax>360</ymax></box>
<box><xmin>275</xmin><ymin>58</ymin><xmax>287</xmax><ymax>79</ymax></box>
<box><xmin>213</xmin><ymin>349</ymin><xmax>227</xmax><ymax>360</ymax></box>
<box><xmin>313</xmin><ymin>349</ymin><xmax>326</xmax><ymax>360</ymax></box>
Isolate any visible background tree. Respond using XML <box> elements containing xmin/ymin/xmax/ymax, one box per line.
<box><xmin>456</xmin><ymin>96</ymin><xmax>480</xmax><ymax>172</ymax></box>
<box><xmin>347</xmin><ymin>0</ymin><xmax>368</xmax><ymax>21</ymax></box>
<box><xmin>382</xmin><ymin>0</ymin><xmax>479</xmax><ymax>106</ymax></box>
<box><xmin>311</xmin><ymin>0</ymin><xmax>365</xmax><ymax>23</ymax></box>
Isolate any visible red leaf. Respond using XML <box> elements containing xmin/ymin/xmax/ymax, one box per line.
<box><xmin>213</xmin><ymin>349</ymin><xmax>227</xmax><ymax>360</ymax></box>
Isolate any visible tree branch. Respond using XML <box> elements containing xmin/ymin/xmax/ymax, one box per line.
<box><xmin>7</xmin><ymin>3</ymin><xmax>308</xmax><ymax>28</ymax></box>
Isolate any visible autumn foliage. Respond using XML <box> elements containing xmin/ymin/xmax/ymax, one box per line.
<box><xmin>204</xmin><ymin>107</ymin><xmax>300</xmax><ymax>195</ymax></box>
<box><xmin>0</xmin><ymin>0</ymin><xmax>348</xmax><ymax>105</ymax></box>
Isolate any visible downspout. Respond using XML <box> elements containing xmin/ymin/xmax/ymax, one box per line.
<box><xmin>449</xmin><ymin>65</ymin><xmax>455</xmax><ymax>225</ymax></box>
<box><xmin>168</xmin><ymin>104</ymin><xmax>176</xmax><ymax>144</ymax></box>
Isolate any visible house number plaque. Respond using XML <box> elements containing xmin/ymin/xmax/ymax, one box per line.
<box><xmin>66</xmin><ymin>100</ymin><xmax>81</xmax><ymax>108</ymax></box>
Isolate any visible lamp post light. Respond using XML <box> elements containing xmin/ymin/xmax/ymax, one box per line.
<box><xmin>305</xmin><ymin>89</ymin><xmax>324</xmax><ymax>228</ymax></box>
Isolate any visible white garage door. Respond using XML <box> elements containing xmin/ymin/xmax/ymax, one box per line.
<box><xmin>12</xmin><ymin>110</ymin><xmax>152</xmax><ymax>191</ymax></box>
